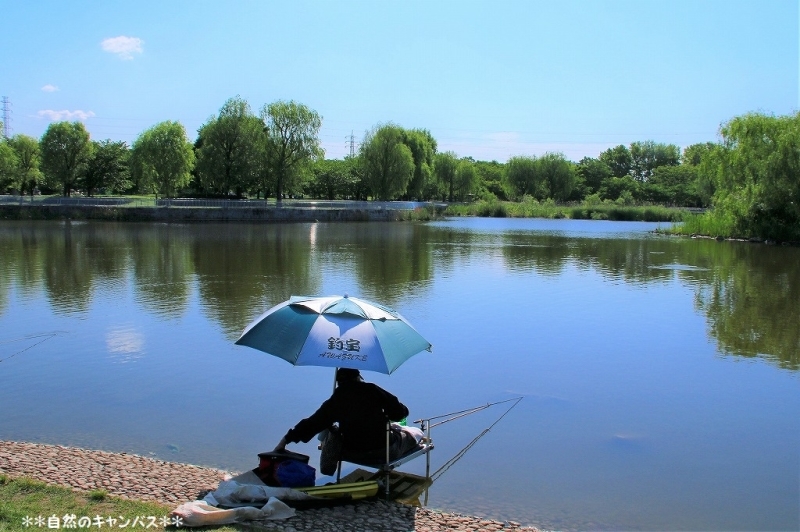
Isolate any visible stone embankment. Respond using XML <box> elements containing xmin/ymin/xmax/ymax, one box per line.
<box><xmin>0</xmin><ymin>204</ymin><xmax>407</xmax><ymax>223</ymax></box>
<box><xmin>0</xmin><ymin>441</ymin><xmax>539</xmax><ymax>532</ymax></box>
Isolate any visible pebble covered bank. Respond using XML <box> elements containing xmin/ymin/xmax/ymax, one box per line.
<box><xmin>0</xmin><ymin>441</ymin><xmax>539</xmax><ymax>532</ymax></box>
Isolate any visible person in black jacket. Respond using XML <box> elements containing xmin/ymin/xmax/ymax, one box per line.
<box><xmin>274</xmin><ymin>368</ymin><xmax>420</xmax><ymax>471</ymax></box>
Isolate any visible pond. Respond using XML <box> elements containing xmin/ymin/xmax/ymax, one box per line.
<box><xmin>0</xmin><ymin>218</ymin><xmax>797</xmax><ymax>531</ymax></box>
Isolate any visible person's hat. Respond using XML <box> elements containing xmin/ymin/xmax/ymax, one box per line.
<box><xmin>336</xmin><ymin>368</ymin><xmax>362</xmax><ymax>382</ymax></box>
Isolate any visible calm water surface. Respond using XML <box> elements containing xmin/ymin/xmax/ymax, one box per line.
<box><xmin>0</xmin><ymin>219</ymin><xmax>797</xmax><ymax>531</ymax></box>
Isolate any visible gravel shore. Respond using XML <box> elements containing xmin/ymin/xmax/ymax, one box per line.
<box><xmin>0</xmin><ymin>441</ymin><xmax>539</xmax><ymax>531</ymax></box>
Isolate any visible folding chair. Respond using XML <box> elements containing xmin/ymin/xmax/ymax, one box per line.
<box><xmin>335</xmin><ymin>418</ymin><xmax>434</xmax><ymax>497</ymax></box>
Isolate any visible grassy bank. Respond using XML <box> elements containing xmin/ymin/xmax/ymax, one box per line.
<box><xmin>0</xmin><ymin>475</ymin><xmax>231</xmax><ymax>532</ymax></box>
<box><xmin>667</xmin><ymin>209</ymin><xmax>800</xmax><ymax>243</ymax></box>
<box><xmin>444</xmin><ymin>199</ymin><xmax>687</xmax><ymax>222</ymax></box>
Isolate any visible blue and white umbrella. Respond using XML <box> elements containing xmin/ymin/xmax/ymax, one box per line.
<box><xmin>235</xmin><ymin>295</ymin><xmax>432</xmax><ymax>374</ymax></box>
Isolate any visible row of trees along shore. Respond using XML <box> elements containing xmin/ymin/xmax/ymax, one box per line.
<box><xmin>0</xmin><ymin>96</ymin><xmax>798</xmax><ymax>241</ymax></box>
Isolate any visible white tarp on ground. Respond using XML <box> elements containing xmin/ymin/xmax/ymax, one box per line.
<box><xmin>171</xmin><ymin>470</ymin><xmax>314</xmax><ymax>527</ymax></box>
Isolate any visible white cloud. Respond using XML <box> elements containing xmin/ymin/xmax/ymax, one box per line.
<box><xmin>101</xmin><ymin>36</ymin><xmax>144</xmax><ymax>60</ymax></box>
<box><xmin>106</xmin><ymin>325</ymin><xmax>145</xmax><ymax>363</ymax></box>
<box><xmin>38</xmin><ymin>109</ymin><xmax>96</xmax><ymax>121</ymax></box>
<box><xmin>41</xmin><ymin>84</ymin><xmax>59</xmax><ymax>92</ymax></box>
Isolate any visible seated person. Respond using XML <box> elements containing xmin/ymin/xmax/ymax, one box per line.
<box><xmin>274</xmin><ymin>368</ymin><xmax>422</xmax><ymax>474</ymax></box>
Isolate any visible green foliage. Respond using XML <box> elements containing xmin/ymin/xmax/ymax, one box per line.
<box><xmin>131</xmin><ymin>121</ymin><xmax>195</xmax><ymax>199</ymax></box>
<box><xmin>599</xmin><ymin>175</ymin><xmax>640</xmax><ymax>202</ymax></box>
<box><xmin>88</xmin><ymin>489</ymin><xmax>107</xmax><ymax>501</ymax></box>
<box><xmin>401</xmin><ymin>128</ymin><xmax>437</xmax><ymax>200</ymax></box>
<box><xmin>360</xmin><ymin>123</ymin><xmax>414</xmax><ymax>200</ymax></box>
<box><xmin>699</xmin><ymin>111</ymin><xmax>800</xmax><ymax>241</ymax></box>
<box><xmin>307</xmin><ymin>158</ymin><xmax>361</xmax><ymax>199</ymax></box>
<box><xmin>434</xmin><ymin>151</ymin><xmax>459</xmax><ymax>201</ymax></box>
<box><xmin>8</xmin><ymin>134</ymin><xmax>42</xmax><ymax>196</ymax></box>
<box><xmin>445</xmin><ymin>198</ymin><xmax>684</xmax><ymax>221</ymax></box>
<box><xmin>643</xmin><ymin>164</ymin><xmax>701</xmax><ymax>206</ymax></box>
<box><xmin>260</xmin><ymin>99</ymin><xmax>323</xmax><ymax>200</ymax></box>
<box><xmin>40</xmin><ymin>121</ymin><xmax>92</xmax><ymax>196</ymax></box>
<box><xmin>538</xmin><ymin>152</ymin><xmax>577</xmax><ymax>202</ymax></box>
<box><xmin>629</xmin><ymin>140</ymin><xmax>681</xmax><ymax>181</ymax></box>
<box><xmin>599</xmin><ymin>144</ymin><xmax>632</xmax><ymax>177</ymax></box>
<box><xmin>0</xmin><ymin>140</ymin><xmax>19</xmax><ymax>193</ymax></box>
<box><xmin>504</xmin><ymin>155</ymin><xmax>540</xmax><ymax>199</ymax></box>
<box><xmin>576</xmin><ymin>157</ymin><xmax>612</xmax><ymax>195</ymax></box>
<box><xmin>196</xmin><ymin>96</ymin><xmax>264</xmax><ymax>197</ymax></box>
<box><xmin>454</xmin><ymin>159</ymin><xmax>479</xmax><ymax>201</ymax></box>
<box><xmin>474</xmin><ymin>160</ymin><xmax>507</xmax><ymax>201</ymax></box>
<box><xmin>81</xmin><ymin>140</ymin><xmax>130</xmax><ymax>196</ymax></box>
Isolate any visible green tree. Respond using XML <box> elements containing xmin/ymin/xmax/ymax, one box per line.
<box><xmin>504</xmin><ymin>155</ymin><xmax>542</xmax><ymax>200</ymax></box>
<box><xmin>576</xmin><ymin>157</ymin><xmax>612</xmax><ymax>195</ymax></box>
<box><xmin>196</xmin><ymin>96</ymin><xmax>264</xmax><ymax>197</ymax></box>
<box><xmin>401</xmin><ymin>129</ymin><xmax>437</xmax><ymax>200</ymax></box>
<box><xmin>644</xmin><ymin>165</ymin><xmax>699</xmax><ymax>206</ymax></box>
<box><xmin>81</xmin><ymin>140</ymin><xmax>130</xmax><ymax>196</ymax></box>
<box><xmin>683</xmin><ymin>142</ymin><xmax>717</xmax><ymax>206</ymax></box>
<box><xmin>537</xmin><ymin>152</ymin><xmax>576</xmax><ymax>201</ymax></box>
<box><xmin>599</xmin><ymin>144</ymin><xmax>632</xmax><ymax>178</ymax></box>
<box><xmin>0</xmin><ymin>141</ymin><xmax>18</xmax><ymax>193</ymax></box>
<box><xmin>131</xmin><ymin>121</ymin><xmax>195</xmax><ymax>199</ymax></box>
<box><xmin>307</xmin><ymin>158</ymin><xmax>360</xmax><ymax>200</ymax></box>
<box><xmin>474</xmin><ymin>160</ymin><xmax>506</xmax><ymax>200</ymax></box>
<box><xmin>360</xmin><ymin>123</ymin><xmax>414</xmax><ymax>201</ymax></box>
<box><xmin>8</xmin><ymin>135</ymin><xmax>42</xmax><ymax>196</ymax></box>
<box><xmin>629</xmin><ymin>140</ymin><xmax>681</xmax><ymax>181</ymax></box>
<box><xmin>706</xmin><ymin>112</ymin><xmax>800</xmax><ymax>240</ymax></box>
<box><xmin>260</xmin><ymin>100</ymin><xmax>323</xmax><ymax>201</ymax></box>
<box><xmin>453</xmin><ymin>158</ymin><xmax>479</xmax><ymax>202</ymax></box>
<box><xmin>40</xmin><ymin>121</ymin><xmax>92</xmax><ymax>196</ymax></box>
<box><xmin>682</xmin><ymin>142</ymin><xmax>716</xmax><ymax>166</ymax></box>
<box><xmin>599</xmin><ymin>175</ymin><xmax>640</xmax><ymax>202</ymax></box>
<box><xmin>434</xmin><ymin>151</ymin><xmax>459</xmax><ymax>202</ymax></box>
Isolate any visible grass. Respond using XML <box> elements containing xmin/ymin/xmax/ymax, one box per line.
<box><xmin>0</xmin><ymin>475</ymin><xmax>246</xmax><ymax>532</ymax></box>
<box><xmin>444</xmin><ymin>199</ymin><xmax>688</xmax><ymax>222</ymax></box>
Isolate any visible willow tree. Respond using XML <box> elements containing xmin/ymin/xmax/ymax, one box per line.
<box><xmin>705</xmin><ymin>112</ymin><xmax>800</xmax><ymax>241</ymax></box>
<box><xmin>259</xmin><ymin>100</ymin><xmax>322</xmax><ymax>201</ymax></box>
<box><xmin>131</xmin><ymin>121</ymin><xmax>195</xmax><ymax>199</ymax></box>
<box><xmin>360</xmin><ymin>123</ymin><xmax>414</xmax><ymax>201</ymax></box>
<box><xmin>434</xmin><ymin>151</ymin><xmax>459</xmax><ymax>202</ymax></box>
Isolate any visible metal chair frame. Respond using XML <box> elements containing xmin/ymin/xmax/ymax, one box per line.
<box><xmin>335</xmin><ymin>418</ymin><xmax>434</xmax><ymax>497</ymax></box>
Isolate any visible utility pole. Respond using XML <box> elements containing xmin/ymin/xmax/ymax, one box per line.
<box><xmin>1</xmin><ymin>96</ymin><xmax>10</xmax><ymax>139</ymax></box>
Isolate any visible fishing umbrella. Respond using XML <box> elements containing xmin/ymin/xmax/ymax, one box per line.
<box><xmin>235</xmin><ymin>295</ymin><xmax>432</xmax><ymax>374</ymax></box>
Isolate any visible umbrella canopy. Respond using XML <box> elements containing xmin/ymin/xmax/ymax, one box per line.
<box><xmin>235</xmin><ymin>295</ymin><xmax>432</xmax><ymax>374</ymax></box>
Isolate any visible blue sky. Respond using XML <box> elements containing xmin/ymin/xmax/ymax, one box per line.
<box><xmin>2</xmin><ymin>0</ymin><xmax>798</xmax><ymax>162</ymax></box>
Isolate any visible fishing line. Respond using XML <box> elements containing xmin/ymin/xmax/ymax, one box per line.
<box><xmin>420</xmin><ymin>396</ymin><xmax>523</xmax><ymax>482</ymax></box>
<box><xmin>0</xmin><ymin>332</ymin><xmax>62</xmax><ymax>363</ymax></box>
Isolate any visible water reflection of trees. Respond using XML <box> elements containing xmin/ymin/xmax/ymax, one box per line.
<box><xmin>310</xmin><ymin>223</ymin><xmax>434</xmax><ymax>307</ymax></box>
<box><xmin>191</xmin><ymin>223</ymin><xmax>319</xmax><ymax>339</ymax></box>
<box><xmin>694</xmin><ymin>242</ymin><xmax>800</xmax><ymax>370</ymax></box>
<box><xmin>1</xmin><ymin>221</ymin><xmax>797</xmax><ymax>370</ymax></box>
<box><xmin>130</xmin><ymin>224</ymin><xmax>193</xmax><ymax>319</ymax></box>
<box><xmin>427</xmin><ymin>225</ymin><xmax>799</xmax><ymax>371</ymax></box>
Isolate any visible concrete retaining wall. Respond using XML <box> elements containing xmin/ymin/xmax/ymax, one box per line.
<box><xmin>0</xmin><ymin>204</ymin><xmax>408</xmax><ymax>223</ymax></box>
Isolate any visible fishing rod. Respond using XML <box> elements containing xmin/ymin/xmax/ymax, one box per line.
<box><xmin>412</xmin><ymin>397</ymin><xmax>523</xmax><ymax>484</ymax></box>
<box><xmin>0</xmin><ymin>332</ymin><xmax>63</xmax><ymax>363</ymax></box>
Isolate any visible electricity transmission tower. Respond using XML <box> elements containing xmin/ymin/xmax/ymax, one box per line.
<box><xmin>1</xmin><ymin>96</ymin><xmax>11</xmax><ymax>139</ymax></box>
<box><xmin>346</xmin><ymin>130</ymin><xmax>356</xmax><ymax>157</ymax></box>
